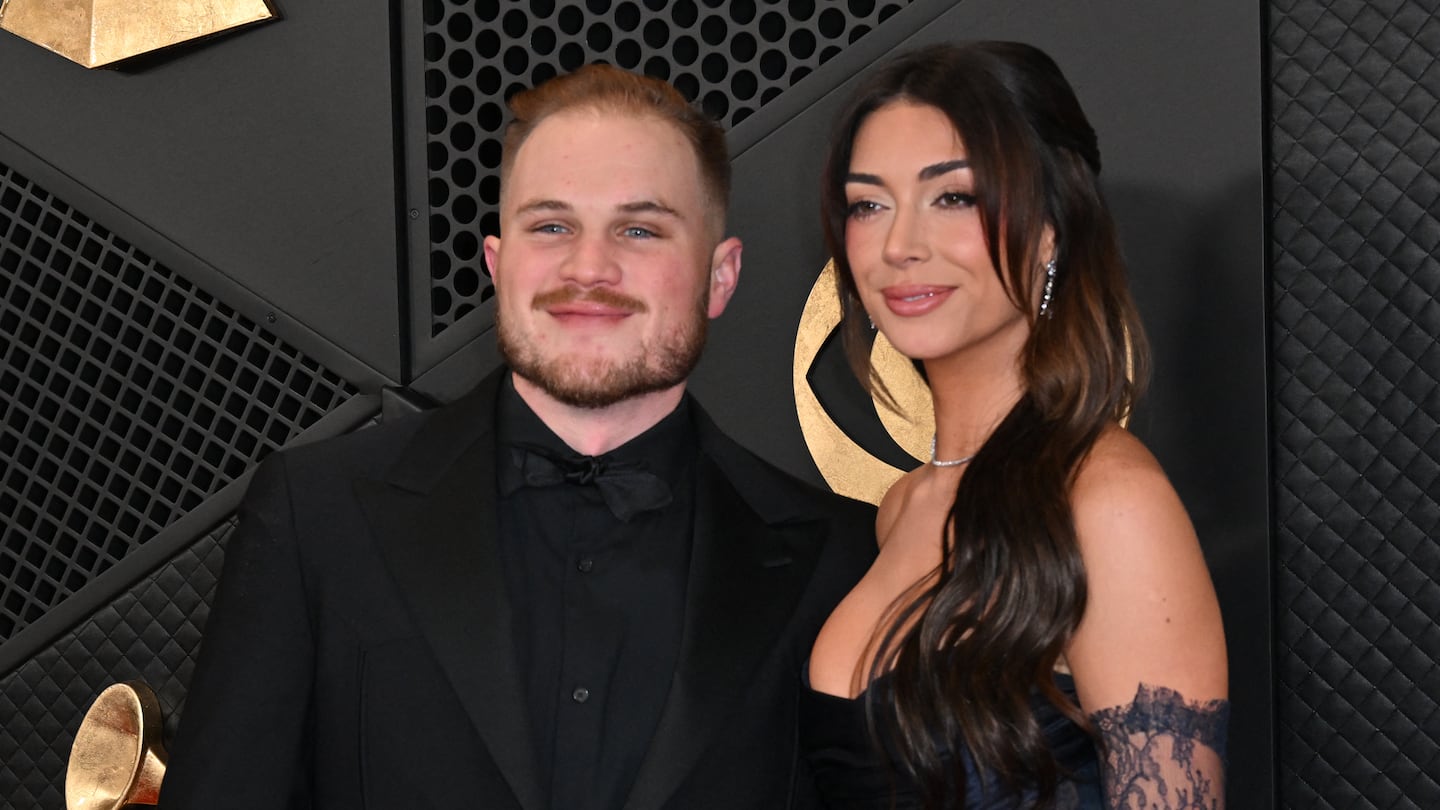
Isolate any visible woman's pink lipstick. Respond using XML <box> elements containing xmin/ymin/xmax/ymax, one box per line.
<box><xmin>882</xmin><ymin>285</ymin><xmax>953</xmax><ymax>316</ymax></box>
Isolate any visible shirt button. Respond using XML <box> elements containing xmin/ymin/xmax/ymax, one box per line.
<box><xmin>572</xmin><ymin>687</ymin><xmax>590</xmax><ymax>704</ymax></box>
<box><xmin>577</xmin><ymin>558</ymin><xmax>594</xmax><ymax>573</ymax></box>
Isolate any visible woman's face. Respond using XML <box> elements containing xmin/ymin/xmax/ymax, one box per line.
<box><xmin>843</xmin><ymin>101</ymin><xmax>1032</xmax><ymax>368</ymax></box>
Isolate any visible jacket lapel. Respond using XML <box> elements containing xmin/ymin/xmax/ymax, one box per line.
<box><xmin>622</xmin><ymin>425</ymin><xmax>827</xmax><ymax>810</ymax></box>
<box><xmin>354</xmin><ymin>372</ymin><xmax>545</xmax><ymax>810</ymax></box>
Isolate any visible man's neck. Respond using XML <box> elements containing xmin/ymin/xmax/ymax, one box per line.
<box><xmin>511</xmin><ymin>374</ymin><xmax>688</xmax><ymax>456</ymax></box>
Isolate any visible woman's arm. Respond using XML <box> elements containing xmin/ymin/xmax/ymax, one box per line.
<box><xmin>1065</xmin><ymin>428</ymin><xmax>1230</xmax><ymax>809</ymax></box>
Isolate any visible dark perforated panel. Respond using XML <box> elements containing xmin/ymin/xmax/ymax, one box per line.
<box><xmin>422</xmin><ymin>0</ymin><xmax>915</xmax><ymax>335</ymax></box>
<box><xmin>0</xmin><ymin>525</ymin><xmax>227</xmax><ymax>810</ymax></box>
<box><xmin>0</xmin><ymin>161</ymin><xmax>358</xmax><ymax>644</ymax></box>
<box><xmin>1270</xmin><ymin>1</ymin><xmax>1440</xmax><ymax>808</ymax></box>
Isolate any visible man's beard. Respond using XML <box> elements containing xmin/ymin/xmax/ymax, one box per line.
<box><xmin>498</xmin><ymin>288</ymin><xmax>709</xmax><ymax>409</ymax></box>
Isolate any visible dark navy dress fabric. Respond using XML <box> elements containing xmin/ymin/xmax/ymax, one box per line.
<box><xmin>800</xmin><ymin>672</ymin><xmax>1103</xmax><ymax>809</ymax></box>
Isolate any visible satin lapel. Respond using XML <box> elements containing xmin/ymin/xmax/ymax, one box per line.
<box><xmin>621</xmin><ymin>455</ymin><xmax>825</xmax><ymax>810</ymax></box>
<box><xmin>354</xmin><ymin>379</ymin><xmax>545</xmax><ymax>810</ymax></box>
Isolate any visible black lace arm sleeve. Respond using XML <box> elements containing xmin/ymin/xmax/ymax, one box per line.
<box><xmin>1090</xmin><ymin>683</ymin><xmax>1230</xmax><ymax>809</ymax></box>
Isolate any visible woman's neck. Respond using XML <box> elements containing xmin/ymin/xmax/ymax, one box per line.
<box><xmin>924</xmin><ymin>346</ymin><xmax>1025</xmax><ymax>462</ymax></box>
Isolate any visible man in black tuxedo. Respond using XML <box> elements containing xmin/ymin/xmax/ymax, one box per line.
<box><xmin>158</xmin><ymin>64</ymin><xmax>875</xmax><ymax>810</ymax></box>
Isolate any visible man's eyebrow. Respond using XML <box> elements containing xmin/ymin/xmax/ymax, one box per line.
<box><xmin>846</xmin><ymin>160</ymin><xmax>971</xmax><ymax>187</ymax></box>
<box><xmin>511</xmin><ymin>199</ymin><xmax>684</xmax><ymax>219</ymax></box>
<box><xmin>514</xmin><ymin>199</ymin><xmax>572</xmax><ymax>216</ymax></box>
<box><xmin>618</xmin><ymin>199</ymin><xmax>684</xmax><ymax>219</ymax></box>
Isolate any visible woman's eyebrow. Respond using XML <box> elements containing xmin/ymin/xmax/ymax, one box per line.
<box><xmin>918</xmin><ymin>159</ymin><xmax>970</xmax><ymax>180</ymax></box>
<box><xmin>845</xmin><ymin>159</ymin><xmax>971</xmax><ymax>187</ymax></box>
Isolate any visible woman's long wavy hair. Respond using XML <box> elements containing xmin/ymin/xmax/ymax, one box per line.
<box><xmin>821</xmin><ymin>42</ymin><xmax>1151</xmax><ymax>807</ymax></box>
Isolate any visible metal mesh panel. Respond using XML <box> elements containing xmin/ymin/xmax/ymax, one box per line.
<box><xmin>0</xmin><ymin>161</ymin><xmax>358</xmax><ymax>644</ymax></box>
<box><xmin>422</xmin><ymin>0</ymin><xmax>915</xmax><ymax>335</ymax></box>
<box><xmin>1270</xmin><ymin>1</ymin><xmax>1440</xmax><ymax>807</ymax></box>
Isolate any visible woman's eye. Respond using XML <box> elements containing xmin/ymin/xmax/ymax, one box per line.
<box><xmin>847</xmin><ymin>200</ymin><xmax>882</xmax><ymax>219</ymax></box>
<box><xmin>936</xmin><ymin>191</ymin><xmax>978</xmax><ymax>208</ymax></box>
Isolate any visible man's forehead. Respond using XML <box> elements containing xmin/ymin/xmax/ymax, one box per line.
<box><xmin>517</xmin><ymin>108</ymin><xmax>692</xmax><ymax>160</ymax></box>
<box><xmin>503</xmin><ymin>111</ymin><xmax>704</xmax><ymax>206</ymax></box>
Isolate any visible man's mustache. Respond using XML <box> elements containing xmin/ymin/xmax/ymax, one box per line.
<box><xmin>532</xmin><ymin>287</ymin><xmax>648</xmax><ymax>313</ymax></box>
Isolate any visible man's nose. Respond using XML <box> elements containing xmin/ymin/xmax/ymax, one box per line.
<box><xmin>559</xmin><ymin>233</ymin><xmax>622</xmax><ymax>285</ymax></box>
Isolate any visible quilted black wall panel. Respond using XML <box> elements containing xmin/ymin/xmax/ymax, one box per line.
<box><xmin>1271</xmin><ymin>1</ymin><xmax>1440</xmax><ymax>807</ymax></box>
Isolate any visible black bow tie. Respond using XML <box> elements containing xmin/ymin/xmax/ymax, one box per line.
<box><xmin>504</xmin><ymin>443</ymin><xmax>673</xmax><ymax>522</ymax></box>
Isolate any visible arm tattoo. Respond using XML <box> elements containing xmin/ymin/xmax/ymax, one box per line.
<box><xmin>1091</xmin><ymin>683</ymin><xmax>1230</xmax><ymax>809</ymax></box>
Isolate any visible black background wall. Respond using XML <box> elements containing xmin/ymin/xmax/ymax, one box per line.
<box><xmin>0</xmin><ymin>0</ymin><xmax>1435</xmax><ymax>807</ymax></box>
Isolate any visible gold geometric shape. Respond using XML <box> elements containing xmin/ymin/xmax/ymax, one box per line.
<box><xmin>869</xmin><ymin>328</ymin><xmax>933</xmax><ymax>463</ymax></box>
<box><xmin>0</xmin><ymin>0</ymin><xmax>276</xmax><ymax>69</ymax></box>
<box><xmin>65</xmin><ymin>681</ymin><xmax>167</xmax><ymax>810</ymax></box>
<box><xmin>793</xmin><ymin>261</ymin><xmax>933</xmax><ymax>505</ymax></box>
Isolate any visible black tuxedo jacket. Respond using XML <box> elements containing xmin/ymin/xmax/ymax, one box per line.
<box><xmin>158</xmin><ymin>371</ymin><xmax>876</xmax><ymax>810</ymax></box>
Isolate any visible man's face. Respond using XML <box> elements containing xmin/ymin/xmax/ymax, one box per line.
<box><xmin>484</xmin><ymin>109</ymin><xmax>740</xmax><ymax>409</ymax></box>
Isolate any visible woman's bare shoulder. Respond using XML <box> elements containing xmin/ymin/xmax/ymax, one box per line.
<box><xmin>1066</xmin><ymin>425</ymin><xmax>1227</xmax><ymax>708</ymax></box>
<box><xmin>1070</xmin><ymin>426</ymin><xmax>1185</xmax><ymax>540</ymax></box>
<box><xmin>875</xmin><ymin>467</ymin><xmax>923</xmax><ymax>547</ymax></box>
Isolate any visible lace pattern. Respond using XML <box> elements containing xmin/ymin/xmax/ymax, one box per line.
<box><xmin>1090</xmin><ymin>683</ymin><xmax>1230</xmax><ymax>809</ymax></box>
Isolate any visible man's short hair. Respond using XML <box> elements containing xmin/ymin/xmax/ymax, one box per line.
<box><xmin>500</xmin><ymin>64</ymin><xmax>731</xmax><ymax>237</ymax></box>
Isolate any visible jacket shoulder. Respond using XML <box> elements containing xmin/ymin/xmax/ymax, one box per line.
<box><xmin>693</xmin><ymin>406</ymin><xmax>875</xmax><ymax>527</ymax></box>
<box><xmin>267</xmin><ymin>405</ymin><xmax>434</xmax><ymax>481</ymax></box>
<box><xmin>263</xmin><ymin>375</ymin><xmax>498</xmax><ymax>488</ymax></box>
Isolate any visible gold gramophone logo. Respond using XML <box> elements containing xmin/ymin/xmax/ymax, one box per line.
<box><xmin>0</xmin><ymin>0</ymin><xmax>277</xmax><ymax>68</ymax></box>
<box><xmin>793</xmin><ymin>261</ymin><xmax>933</xmax><ymax>505</ymax></box>
<box><xmin>66</xmin><ymin>681</ymin><xmax>166</xmax><ymax>809</ymax></box>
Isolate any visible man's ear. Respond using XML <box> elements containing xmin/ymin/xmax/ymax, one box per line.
<box><xmin>483</xmin><ymin>235</ymin><xmax>502</xmax><ymax>289</ymax></box>
<box><xmin>706</xmin><ymin>236</ymin><xmax>743</xmax><ymax>318</ymax></box>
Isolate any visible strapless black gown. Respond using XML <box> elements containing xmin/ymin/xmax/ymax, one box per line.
<box><xmin>800</xmin><ymin>672</ymin><xmax>1103</xmax><ymax>809</ymax></box>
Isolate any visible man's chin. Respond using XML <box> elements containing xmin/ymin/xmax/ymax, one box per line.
<box><xmin>512</xmin><ymin>362</ymin><xmax>683</xmax><ymax>410</ymax></box>
<box><xmin>535</xmin><ymin>378</ymin><xmax>633</xmax><ymax>410</ymax></box>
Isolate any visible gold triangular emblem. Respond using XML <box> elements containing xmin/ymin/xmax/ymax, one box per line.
<box><xmin>0</xmin><ymin>0</ymin><xmax>276</xmax><ymax>68</ymax></box>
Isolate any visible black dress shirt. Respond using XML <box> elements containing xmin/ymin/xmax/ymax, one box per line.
<box><xmin>495</xmin><ymin>377</ymin><xmax>697</xmax><ymax>810</ymax></box>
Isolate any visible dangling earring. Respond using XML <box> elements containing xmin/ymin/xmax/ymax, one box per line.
<box><xmin>867</xmin><ymin>314</ymin><xmax>877</xmax><ymax>331</ymax></box>
<box><xmin>1039</xmin><ymin>258</ymin><xmax>1057</xmax><ymax>318</ymax></box>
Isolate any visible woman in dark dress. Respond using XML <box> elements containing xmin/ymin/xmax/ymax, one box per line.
<box><xmin>803</xmin><ymin>42</ymin><xmax>1230</xmax><ymax>809</ymax></box>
